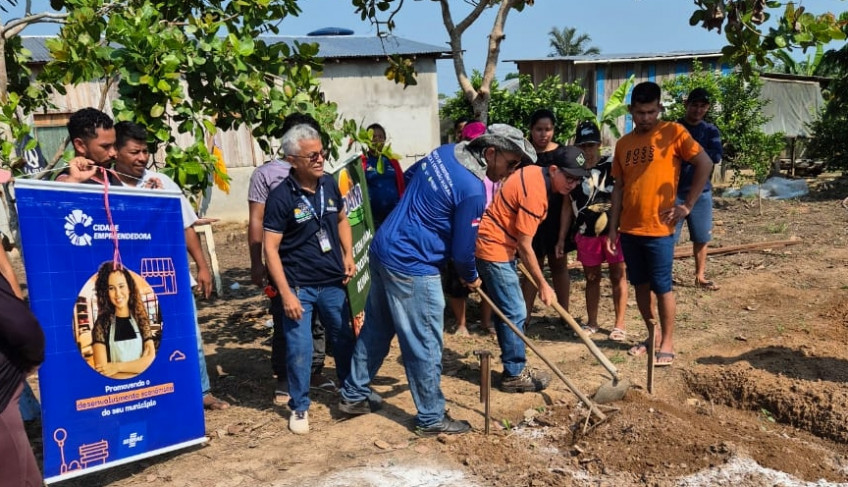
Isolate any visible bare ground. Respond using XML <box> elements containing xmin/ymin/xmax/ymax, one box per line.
<box><xmin>25</xmin><ymin>172</ymin><xmax>848</xmax><ymax>486</ymax></box>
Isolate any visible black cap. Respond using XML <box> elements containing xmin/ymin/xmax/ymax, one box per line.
<box><xmin>575</xmin><ymin>120</ymin><xmax>601</xmax><ymax>145</ymax></box>
<box><xmin>554</xmin><ymin>145</ymin><xmax>588</xmax><ymax>178</ymax></box>
<box><xmin>687</xmin><ymin>87</ymin><xmax>711</xmax><ymax>104</ymax></box>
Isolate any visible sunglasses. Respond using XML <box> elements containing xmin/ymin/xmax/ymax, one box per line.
<box><xmin>287</xmin><ymin>151</ymin><xmax>327</xmax><ymax>163</ymax></box>
<box><xmin>497</xmin><ymin>150</ymin><xmax>522</xmax><ymax>169</ymax></box>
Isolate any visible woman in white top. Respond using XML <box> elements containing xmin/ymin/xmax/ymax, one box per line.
<box><xmin>91</xmin><ymin>263</ymin><xmax>155</xmax><ymax>378</ymax></box>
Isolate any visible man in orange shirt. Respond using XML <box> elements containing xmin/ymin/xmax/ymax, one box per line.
<box><xmin>606</xmin><ymin>81</ymin><xmax>713</xmax><ymax>366</ymax></box>
<box><xmin>476</xmin><ymin>146</ymin><xmax>587</xmax><ymax>392</ymax></box>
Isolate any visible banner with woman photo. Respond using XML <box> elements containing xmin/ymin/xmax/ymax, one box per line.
<box><xmin>14</xmin><ymin>179</ymin><xmax>205</xmax><ymax>484</ymax></box>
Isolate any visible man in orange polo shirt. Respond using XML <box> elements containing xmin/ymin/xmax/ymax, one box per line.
<box><xmin>476</xmin><ymin>146</ymin><xmax>587</xmax><ymax>392</ymax></box>
<box><xmin>606</xmin><ymin>81</ymin><xmax>713</xmax><ymax>367</ymax></box>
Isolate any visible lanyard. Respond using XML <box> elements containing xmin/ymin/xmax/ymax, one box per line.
<box><xmin>299</xmin><ymin>185</ymin><xmax>325</xmax><ymax>223</ymax></box>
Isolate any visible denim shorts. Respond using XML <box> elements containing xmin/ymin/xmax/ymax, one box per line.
<box><xmin>620</xmin><ymin>233</ymin><xmax>675</xmax><ymax>294</ymax></box>
<box><xmin>674</xmin><ymin>191</ymin><xmax>713</xmax><ymax>244</ymax></box>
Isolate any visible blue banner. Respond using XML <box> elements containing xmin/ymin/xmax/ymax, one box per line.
<box><xmin>14</xmin><ymin>180</ymin><xmax>206</xmax><ymax>483</ymax></box>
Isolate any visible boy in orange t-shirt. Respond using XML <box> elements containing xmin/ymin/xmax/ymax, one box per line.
<box><xmin>476</xmin><ymin>146</ymin><xmax>587</xmax><ymax>392</ymax></box>
<box><xmin>606</xmin><ymin>81</ymin><xmax>713</xmax><ymax>367</ymax></box>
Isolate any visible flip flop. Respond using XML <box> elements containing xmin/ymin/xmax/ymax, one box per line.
<box><xmin>608</xmin><ymin>328</ymin><xmax>627</xmax><ymax>342</ymax></box>
<box><xmin>274</xmin><ymin>387</ymin><xmax>290</xmax><ymax>406</ymax></box>
<box><xmin>695</xmin><ymin>279</ymin><xmax>720</xmax><ymax>291</ymax></box>
<box><xmin>203</xmin><ymin>394</ymin><xmax>230</xmax><ymax>410</ymax></box>
<box><xmin>628</xmin><ymin>342</ymin><xmax>649</xmax><ymax>357</ymax></box>
<box><xmin>655</xmin><ymin>351</ymin><xmax>675</xmax><ymax>367</ymax></box>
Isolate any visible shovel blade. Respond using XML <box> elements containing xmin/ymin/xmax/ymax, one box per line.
<box><xmin>593</xmin><ymin>378</ymin><xmax>632</xmax><ymax>404</ymax></box>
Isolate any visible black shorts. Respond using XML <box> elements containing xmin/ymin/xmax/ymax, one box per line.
<box><xmin>441</xmin><ymin>261</ymin><xmax>470</xmax><ymax>299</ymax></box>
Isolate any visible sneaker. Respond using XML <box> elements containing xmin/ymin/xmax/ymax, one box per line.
<box><xmin>339</xmin><ymin>392</ymin><xmax>383</xmax><ymax>416</ymax></box>
<box><xmin>339</xmin><ymin>398</ymin><xmax>371</xmax><ymax>416</ymax></box>
<box><xmin>500</xmin><ymin>367</ymin><xmax>551</xmax><ymax>393</ymax></box>
<box><xmin>415</xmin><ymin>414</ymin><xmax>471</xmax><ymax>437</ymax></box>
<box><xmin>310</xmin><ymin>372</ymin><xmax>337</xmax><ymax>392</ymax></box>
<box><xmin>289</xmin><ymin>410</ymin><xmax>309</xmax><ymax>435</ymax></box>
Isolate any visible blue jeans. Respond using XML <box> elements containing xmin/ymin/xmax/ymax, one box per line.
<box><xmin>620</xmin><ymin>233</ymin><xmax>675</xmax><ymax>294</ymax></box>
<box><xmin>477</xmin><ymin>260</ymin><xmax>526</xmax><ymax>377</ymax></box>
<box><xmin>284</xmin><ymin>284</ymin><xmax>354</xmax><ymax>412</ymax></box>
<box><xmin>340</xmin><ymin>255</ymin><xmax>446</xmax><ymax>428</ymax></box>
<box><xmin>674</xmin><ymin>191</ymin><xmax>713</xmax><ymax>244</ymax></box>
<box><xmin>194</xmin><ymin>300</ymin><xmax>210</xmax><ymax>396</ymax></box>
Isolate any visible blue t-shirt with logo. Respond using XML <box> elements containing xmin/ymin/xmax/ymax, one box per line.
<box><xmin>371</xmin><ymin>144</ymin><xmax>485</xmax><ymax>283</ymax></box>
<box><xmin>263</xmin><ymin>173</ymin><xmax>346</xmax><ymax>287</ymax></box>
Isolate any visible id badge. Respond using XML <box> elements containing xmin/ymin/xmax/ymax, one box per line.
<box><xmin>317</xmin><ymin>228</ymin><xmax>332</xmax><ymax>253</ymax></box>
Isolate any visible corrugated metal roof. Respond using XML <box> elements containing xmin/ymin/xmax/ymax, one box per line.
<box><xmin>21</xmin><ymin>34</ymin><xmax>452</xmax><ymax>63</ymax></box>
<box><xmin>506</xmin><ymin>50</ymin><xmax>723</xmax><ymax>64</ymax></box>
<box><xmin>262</xmin><ymin>35</ymin><xmax>452</xmax><ymax>59</ymax></box>
<box><xmin>22</xmin><ymin>36</ymin><xmax>53</xmax><ymax>63</ymax></box>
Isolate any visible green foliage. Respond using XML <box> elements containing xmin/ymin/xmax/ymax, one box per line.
<box><xmin>806</xmin><ymin>16</ymin><xmax>848</xmax><ymax>171</ymax></box>
<box><xmin>441</xmin><ymin>72</ymin><xmax>593</xmax><ymax>144</ymax></box>
<box><xmin>663</xmin><ymin>61</ymin><xmax>784</xmax><ymax>183</ymax></box>
<box><xmin>17</xmin><ymin>0</ymin><xmax>372</xmax><ymax>198</ymax></box>
<box><xmin>690</xmin><ymin>1</ymin><xmax>846</xmax><ymax>79</ymax></box>
<box><xmin>598</xmin><ymin>74</ymin><xmax>635</xmax><ymax>138</ymax></box>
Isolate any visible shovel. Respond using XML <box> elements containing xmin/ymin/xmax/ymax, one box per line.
<box><xmin>475</xmin><ymin>287</ymin><xmax>608</xmax><ymax>426</ymax></box>
<box><xmin>517</xmin><ymin>263</ymin><xmax>631</xmax><ymax>404</ymax></box>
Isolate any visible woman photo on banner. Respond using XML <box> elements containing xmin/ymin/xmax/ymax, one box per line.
<box><xmin>90</xmin><ymin>262</ymin><xmax>156</xmax><ymax>378</ymax></box>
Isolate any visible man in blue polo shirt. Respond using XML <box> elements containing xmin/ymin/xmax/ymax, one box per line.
<box><xmin>263</xmin><ymin>124</ymin><xmax>356</xmax><ymax>435</ymax></box>
<box><xmin>338</xmin><ymin>124</ymin><xmax>536</xmax><ymax>437</ymax></box>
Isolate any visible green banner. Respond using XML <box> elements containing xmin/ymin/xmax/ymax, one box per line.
<box><xmin>333</xmin><ymin>155</ymin><xmax>374</xmax><ymax>335</ymax></box>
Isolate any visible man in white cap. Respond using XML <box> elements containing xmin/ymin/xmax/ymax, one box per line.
<box><xmin>339</xmin><ymin>124</ymin><xmax>536</xmax><ymax>436</ymax></box>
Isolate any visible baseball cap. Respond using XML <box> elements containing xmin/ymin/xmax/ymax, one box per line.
<box><xmin>468</xmin><ymin>123</ymin><xmax>537</xmax><ymax>165</ymax></box>
<box><xmin>574</xmin><ymin>120</ymin><xmax>601</xmax><ymax>146</ymax></box>
<box><xmin>687</xmin><ymin>87</ymin><xmax>711</xmax><ymax>104</ymax></box>
<box><xmin>554</xmin><ymin>146</ymin><xmax>588</xmax><ymax>178</ymax></box>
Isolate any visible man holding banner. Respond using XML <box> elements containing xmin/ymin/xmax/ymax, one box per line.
<box><xmin>263</xmin><ymin>124</ymin><xmax>356</xmax><ymax>435</ymax></box>
<box><xmin>338</xmin><ymin>124</ymin><xmax>536</xmax><ymax>437</ymax></box>
<box><xmin>110</xmin><ymin>121</ymin><xmax>229</xmax><ymax>410</ymax></box>
<box><xmin>58</xmin><ymin>112</ymin><xmax>229</xmax><ymax>411</ymax></box>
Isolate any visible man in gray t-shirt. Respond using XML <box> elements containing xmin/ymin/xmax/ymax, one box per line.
<box><xmin>248</xmin><ymin>156</ymin><xmax>331</xmax><ymax>406</ymax></box>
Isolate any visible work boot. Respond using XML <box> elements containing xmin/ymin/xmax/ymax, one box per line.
<box><xmin>500</xmin><ymin>367</ymin><xmax>551</xmax><ymax>393</ymax></box>
<box><xmin>414</xmin><ymin>413</ymin><xmax>471</xmax><ymax>437</ymax></box>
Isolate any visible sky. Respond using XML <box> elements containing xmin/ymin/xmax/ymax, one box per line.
<box><xmin>5</xmin><ymin>0</ymin><xmax>847</xmax><ymax>94</ymax></box>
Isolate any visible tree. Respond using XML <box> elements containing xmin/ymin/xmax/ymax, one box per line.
<box><xmin>806</xmin><ymin>13</ymin><xmax>848</xmax><ymax>171</ymax></box>
<box><xmin>0</xmin><ymin>0</ymin><xmax>371</xmax><ymax>195</ymax></box>
<box><xmin>441</xmin><ymin>72</ymin><xmax>593</xmax><ymax>144</ymax></box>
<box><xmin>690</xmin><ymin>0</ymin><xmax>846</xmax><ymax>78</ymax></box>
<box><xmin>547</xmin><ymin>26</ymin><xmax>600</xmax><ymax>57</ymax></box>
<box><xmin>662</xmin><ymin>61</ymin><xmax>784</xmax><ymax>184</ymax></box>
<box><xmin>352</xmin><ymin>0</ymin><xmax>535</xmax><ymax>123</ymax></box>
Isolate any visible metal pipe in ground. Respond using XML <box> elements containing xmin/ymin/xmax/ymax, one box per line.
<box><xmin>473</xmin><ymin>350</ymin><xmax>492</xmax><ymax>435</ymax></box>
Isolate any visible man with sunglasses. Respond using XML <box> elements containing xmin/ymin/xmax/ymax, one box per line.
<box><xmin>476</xmin><ymin>145</ymin><xmax>588</xmax><ymax>393</ymax></box>
<box><xmin>263</xmin><ymin>124</ymin><xmax>357</xmax><ymax>435</ymax></box>
<box><xmin>339</xmin><ymin>124</ymin><xmax>535</xmax><ymax>437</ymax></box>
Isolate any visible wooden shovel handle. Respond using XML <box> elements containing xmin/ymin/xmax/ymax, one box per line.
<box><xmin>517</xmin><ymin>262</ymin><xmax>621</xmax><ymax>380</ymax></box>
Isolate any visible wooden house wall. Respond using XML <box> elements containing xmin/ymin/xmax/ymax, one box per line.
<box><xmin>517</xmin><ymin>56</ymin><xmax>724</xmax><ymax>146</ymax></box>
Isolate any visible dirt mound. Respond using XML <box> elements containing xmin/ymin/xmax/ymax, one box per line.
<box><xmin>685</xmin><ymin>351</ymin><xmax>848</xmax><ymax>445</ymax></box>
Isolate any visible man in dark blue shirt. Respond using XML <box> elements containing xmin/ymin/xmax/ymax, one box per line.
<box><xmin>264</xmin><ymin>124</ymin><xmax>356</xmax><ymax>435</ymax></box>
<box><xmin>674</xmin><ymin>88</ymin><xmax>723</xmax><ymax>291</ymax></box>
<box><xmin>338</xmin><ymin>124</ymin><xmax>536</xmax><ymax>437</ymax></box>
